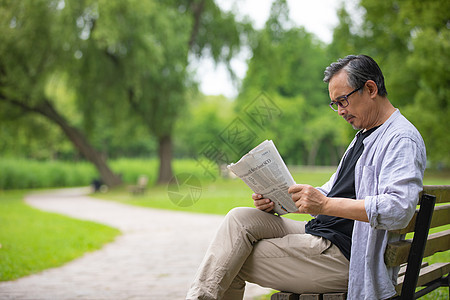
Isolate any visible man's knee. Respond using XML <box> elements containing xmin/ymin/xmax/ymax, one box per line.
<box><xmin>226</xmin><ymin>207</ymin><xmax>263</xmax><ymax>222</ymax></box>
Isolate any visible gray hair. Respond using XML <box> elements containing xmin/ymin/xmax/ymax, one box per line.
<box><xmin>323</xmin><ymin>55</ymin><xmax>388</xmax><ymax>97</ymax></box>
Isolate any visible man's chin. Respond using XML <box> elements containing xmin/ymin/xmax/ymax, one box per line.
<box><xmin>344</xmin><ymin>115</ymin><xmax>361</xmax><ymax>130</ymax></box>
<box><xmin>351</xmin><ymin>123</ymin><xmax>361</xmax><ymax>130</ymax></box>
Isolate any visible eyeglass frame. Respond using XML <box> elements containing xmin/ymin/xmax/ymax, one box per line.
<box><xmin>329</xmin><ymin>85</ymin><xmax>364</xmax><ymax>112</ymax></box>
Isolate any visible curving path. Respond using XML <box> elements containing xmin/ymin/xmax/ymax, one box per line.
<box><xmin>0</xmin><ymin>187</ymin><xmax>271</xmax><ymax>299</ymax></box>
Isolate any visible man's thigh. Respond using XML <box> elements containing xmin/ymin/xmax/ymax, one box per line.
<box><xmin>239</xmin><ymin>233</ymin><xmax>349</xmax><ymax>293</ymax></box>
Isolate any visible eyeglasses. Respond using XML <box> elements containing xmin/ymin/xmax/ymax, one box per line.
<box><xmin>329</xmin><ymin>86</ymin><xmax>364</xmax><ymax>112</ymax></box>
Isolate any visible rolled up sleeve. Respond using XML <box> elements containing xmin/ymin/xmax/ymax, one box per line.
<box><xmin>364</xmin><ymin>136</ymin><xmax>426</xmax><ymax>230</ymax></box>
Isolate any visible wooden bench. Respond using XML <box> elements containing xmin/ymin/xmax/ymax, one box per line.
<box><xmin>271</xmin><ymin>185</ymin><xmax>450</xmax><ymax>300</ymax></box>
<box><xmin>128</xmin><ymin>175</ymin><xmax>148</xmax><ymax>195</ymax></box>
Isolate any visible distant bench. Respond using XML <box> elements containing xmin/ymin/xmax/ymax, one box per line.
<box><xmin>271</xmin><ymin>185</ymin><xmax>450</xmax><ymax>300</ymax></box>
<box><xmin>128</xmin><ymin>175</ymin><xmax>148</xmax><ymax>195</ymax></box>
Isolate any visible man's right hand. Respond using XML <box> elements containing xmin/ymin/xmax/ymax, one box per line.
<box><xmin>252</xmin><ymin>193</ymin><xmax>275</xmax><ymax>213</ymax></box>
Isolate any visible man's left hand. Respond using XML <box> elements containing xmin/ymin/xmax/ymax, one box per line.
<box><xmin>288</xmin><ymin>184</ymin><xmax>329</xmax><ymax>215</ymax></box>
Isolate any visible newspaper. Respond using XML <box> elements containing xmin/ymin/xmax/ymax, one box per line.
<box><xmin>227</xmin><ymin>140</ymin><xmax>297</xmax><ymax>215</ymax></box>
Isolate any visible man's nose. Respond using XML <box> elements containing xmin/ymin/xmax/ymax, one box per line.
<box><xmin>338</xmin><ymin>105</ymin><xmax>346</xmax><ymax>115</ymax></box>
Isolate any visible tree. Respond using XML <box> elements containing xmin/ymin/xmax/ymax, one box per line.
<box><xmin>174</xmin><ymin>94</ymin><xmax>234</xmax><ymax>158</ymax></box>
<box><xmin>71</xmin><ymin>0</ymin><xmax>192</xmax><ymax>184</ymax></box>
<box><xmin>399</xmin><ymin>1</ymin><xmax>450</xmax><ymax>166</ymax></box>
<box><xmin>0</xmin><ymin>0</ymin><xmax>251</xmax><ymax>185</ymax></box>
<box><xmin>153</xmin><ymin>0</ymin><xmax>251</xmax><ymax>182</ymax></box>
<box><xmin>357</xmin><ymin>0</ymin><xmax>450</xmax><ymax>166</ymax></box>
<box><xmin>0</xmin><ymin>0</ymin><xmax>122</xmax><ymax>186</ymax></box>
<box><xmin>91</xmin><ymin>0</ymin><xmax>251</xmax><ymax>183</ymax></box>
<box><xmin>237</xmin><ymin>0</ymin><xmax>341</xmax><ymax>165</ymax></box>
<box><xmin>327</xmin><ymin>5</ymin><xmax>359</xmax><ymax>61</ymax></box>
<box><xmin>327</xmin><ymin>0</ymin><xmax>450</xmax><ymax>167</ymax></box>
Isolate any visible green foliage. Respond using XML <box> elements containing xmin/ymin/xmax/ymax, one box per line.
<box><xmin>184</xmin><ymin>0</ymin><xmax>252</xmax><ymax>63</ymax></box>
<box><xmin>0</xmin><ymin>158</ymin><xmax>223</xmax><ymax>190</ymax></box>
<box><xmin>403</xmin><ymin>25</ymin><xmax>450</xmax><ymax>166</ymax></box>
<box><xmin>0</xmin><ymin>190</ymin><xmax>120</xmax><ymax>281</ymax></box>
<box><xmin>240</xmin><ymin>27</ymin><xmax>327</xmax><ymax>102</ymax></box>
<box><xmin>1</xmin><ymin>0</ymin><xmax>448</xmax><ymax>173</ymax></box>
<box><xmin>0</xmin><ymin>159</ymin><xmax>97</xmax><ymax>189</ymax></box>
<box><xmin>173</xmin><ymin>94</ymin><xmax>234</xmax><ymax>158</ymax></box>
<box><xmin>87</xmin><ymin>0</ymin><xmax>191</xmax><ymax>137</ymax></box>
<box><xmin>327</xmin><ymin>5</ymin><xmax>360</xmax><ymax>60</ymax></box>
<box><xmin>236</xmin><ymin>1</ymin><xmax>348</xmax><ymax>166</ymax></box>
<box><xmin>336</xmin><ymin>0</ymin><xmax>450</xmax><ymax>167</ymax></box>
<box><xmin>0</xmin><ymin>114</ymin><xmax>74</xmax><ymax>160</ymax></box>
<box><xmin>0</xmin><ymin>0</ymin><xmax>252</xmax><ymax>185</ymax></box>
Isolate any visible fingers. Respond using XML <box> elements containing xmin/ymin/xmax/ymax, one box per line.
<box><xmin>253</xmin><ymin>193</ymin><xmax>274</xmax><ymax>212</ymax></box>
<box><xmin>288</xmin><ymin>184</ymin><xmax>308</xmax><ymax>194</ymax></box>
<box><xmin>252</xmin><ymin>193</ymin><xmax>262</xmax><ymax>200</ymax></box>
<box><xmin>257</xmin><ymin>199</ymin><xmax>274</xmax><ymax>212</ymax></box>
<box><xmin>289</xmin><ymin>185</ymin><xmax>326</xmax><ymax>215</ymax></box>
<box><xmin>289</xmin><ymin>184</ymin><xmax>315</xmax><ymax>201</ymax></box>
<box><xmin>289</xmin><ymin>185</ymin><xmax>305</xmax><ymax>205</ymax></box>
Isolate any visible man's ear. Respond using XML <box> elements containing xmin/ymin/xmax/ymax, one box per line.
<box><xmin>366</xmin><ymin>80</ymin><xmax>378</xmax><ymax>99</ymax></box>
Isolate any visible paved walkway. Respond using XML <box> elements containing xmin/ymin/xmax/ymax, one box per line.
<box><xmin>0</xmin><ymin>188</ymin><xmax>271</xmax><ymax>299</ymax></box>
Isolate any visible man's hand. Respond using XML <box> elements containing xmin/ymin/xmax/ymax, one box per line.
<box><xmin>288</xmin><ymin>184</ymin><xmax>329</xmax><ymax>215</ymax></box>
<box><xmin>252</xmin><ymin>193</ymin><xmax>274</xmax><ymax>213</ymax></box>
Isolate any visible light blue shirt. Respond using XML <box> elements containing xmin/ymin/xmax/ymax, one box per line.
<box><xmin>318</xmin><ymin>110</ymin><xmax>426</xmax><ymax>299</ymax></box>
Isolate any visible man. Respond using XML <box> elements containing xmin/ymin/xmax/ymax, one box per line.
<box><xmin>186</xmin><ymin>55</ymin><xmax>426</xmax><ymax>300</ymax></box>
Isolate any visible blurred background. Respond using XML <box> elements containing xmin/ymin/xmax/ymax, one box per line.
<box><xmin>1</xmin><ymin>0</ymin><xmax>449</xmax><ymax>189</ymax></box>
<box><xmin>1</xmin><ymin>2</ymin><xmax>449</xmax><ymax>298</ymax></box>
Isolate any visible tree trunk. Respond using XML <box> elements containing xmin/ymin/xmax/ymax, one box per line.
<box><xmin>2</xmin><ymin>96</ymin><xmax>122</xmax><ymax>187</ymax></box>
<box><xmin>38</xmin><ymin>100</ymin><xmax>122</xmax><ymax>187</ymax></box>
<box><xmin>188</xmin><ymin>0</ymin><xmax>206</xmax><ymax>49</ymax></box>
<box><xmin>307</xmin><ymin>140</ymin><xmax>320</xmax><ymax>166</ymax></box>
<box><xmin>157</xmin><ymin>135</ymin><xmax>174</xmax><ymax>184</ymax></box>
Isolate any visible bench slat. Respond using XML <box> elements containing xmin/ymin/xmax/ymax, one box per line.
<box><xmin>271</xmin><ymin>292</ymin><xmax>347</xmax><ymax>300</ymax></box>
<box><xmin>323</xmin><ymin>293</ymin><xmax>346</xmax><ymax>300</ymax></box>
<box><xmin>385</xmin><ymin>229</ymin><xmax>450</xmax><ymax>267</ymax></box>
<box><xmin>398</xmin><ymin>262</ymin><xmax>428</xmax><ymax>277</ymax></box>
<box><xmin>422</xmin><ymin>230</ymin><xmax>450</xmax><ymax>259</ymax></box>
<box><xmin>421</xmin><ymin>185</ymin><xmax>450</xmax><ymax>204</ymax></box>
<box><xmin>427</xmin><ymin>204</ymin><xmax>450</xmax><ymax>229</ymax></box>
<box><xmin>271</xmin><ymin>292</ymin><xmax>300</xmax><ymax>300</ymax></box>
<box><xmin>391</xmin><ymin>204</ymin><xmax>450</xmax><ymax>234</ymax></box>
<box><xmin>299</xmin><ymin>294</ymin><xmax>319</xmax><ymax>300</ymax></box>
<box><xmin>395</xmin><ymin>262</ymin><xmax>450</xmax><ymax>294</ymax></box>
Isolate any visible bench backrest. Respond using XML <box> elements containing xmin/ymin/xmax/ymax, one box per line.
<box><xmin>385</xmin><ymin>185</ymin><xmax>450</xmax><ymax>299</ymax></box>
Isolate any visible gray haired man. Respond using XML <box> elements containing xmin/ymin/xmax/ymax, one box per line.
<box><xmin>187</xmin><ymin>55</ymin><xmax>426</xmax><ymax>300</ymax></box>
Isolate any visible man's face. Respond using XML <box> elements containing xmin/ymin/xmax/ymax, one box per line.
<box><xmin>328</xmin><ymin>71</ymin><xmax>374</xmax><ymax>130</ymax></box>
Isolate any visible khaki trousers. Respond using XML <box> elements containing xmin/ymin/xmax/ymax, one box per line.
<box><xmin>186</xmin><ymin>207</ymin><xmax>349</xmax><ymax>300</ymax></box>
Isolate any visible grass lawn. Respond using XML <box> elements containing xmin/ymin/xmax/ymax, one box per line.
<box><xmin>0</xmin><ymin>189</ymin><xmax>121</xmax><ymax>281</ymax></box>
<box><xmin>94</xmin><ymin>167</ymin><xmax>449</xmax><ymax>299</ymax></box>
